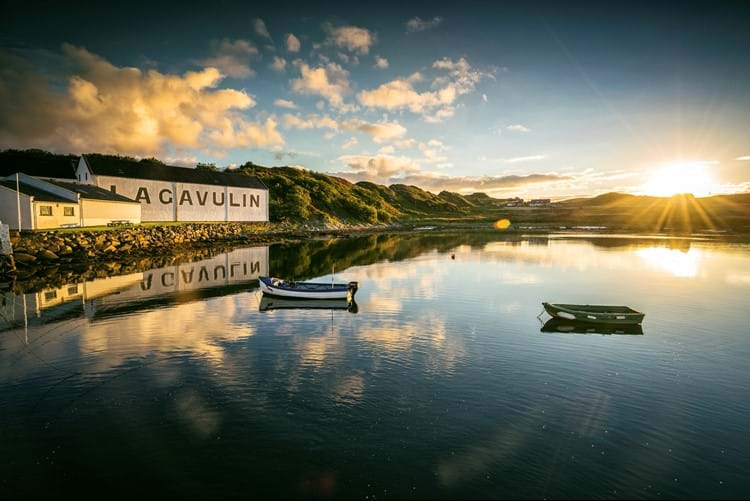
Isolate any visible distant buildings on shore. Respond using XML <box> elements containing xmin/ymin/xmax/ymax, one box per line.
<box><xmin>498</xmin><ymin>197</ymin><xmax>552</xmax><ymax>207</ymax></box>
<box><xmin>0</xmin><ymin>151</ymin><xmax>268</xmax><ymax>230</ymax></box>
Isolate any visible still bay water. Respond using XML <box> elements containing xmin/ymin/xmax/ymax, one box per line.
<box><xmin>2</xmin><ymin>232</ymin><xmax>749</xmax><ymax>499</ymax></box>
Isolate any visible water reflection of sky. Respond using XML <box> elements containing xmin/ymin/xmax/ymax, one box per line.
<box><xmin>2</xmin><ymin>235</ymin><xmax>750</xmax><ymax>498</ymax></box>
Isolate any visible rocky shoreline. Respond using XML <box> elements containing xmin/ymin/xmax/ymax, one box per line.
<box><xmin>0</xmin><ymin>221</ymin><xmax>402</xmax><ymax>285</ymax></box>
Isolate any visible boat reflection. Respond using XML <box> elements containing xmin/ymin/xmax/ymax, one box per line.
<box><xmin>540</xmin><ymin>318</ymin><xmax>644</xmax><ymax>336</ymax></box>
<box><xmin>259</xmin><ymin>295</ymin><xmax>358</xmax><ymax>313</ymax></box>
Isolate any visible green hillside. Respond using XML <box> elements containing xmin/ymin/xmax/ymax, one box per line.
<box><xmin>4</xmin><ymin>150</ymin><xmax>750</xmax><ymax>233</ymax></box>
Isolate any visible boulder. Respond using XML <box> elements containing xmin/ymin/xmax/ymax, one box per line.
<box><xmin>37</xmin><ymin>250</ymin><xmax>59</xmax><ymax>261</ymax></box>
<box><xmin>13</xmin><ymin>252</ymin><xmax>37</xmax><ymax>264</ymax></box>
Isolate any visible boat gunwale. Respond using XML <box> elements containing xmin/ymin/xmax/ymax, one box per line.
<box><xmin>259</xmin><ymin>276</ymin><xmax>353</xmax><ymax>292</ymax></box>
<box><xmin>543</xmin><ymin>302</ymin><xmax>643</xmax><ymax>315</ymax></box>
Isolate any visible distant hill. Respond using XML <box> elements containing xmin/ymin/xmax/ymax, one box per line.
<box><xmin>3</xmin><ymin>150</ymin><xmax>750</xmax><ymax>232</ymax></box>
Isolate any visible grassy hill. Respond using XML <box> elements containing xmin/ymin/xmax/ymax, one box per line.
<box><xmin>4</xmin><ymin>150</ymin><xmax>750</xmax><ymax>233</ymax></box>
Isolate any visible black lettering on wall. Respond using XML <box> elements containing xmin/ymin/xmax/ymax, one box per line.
<box><xmin>140</xmin><ymin>273</ymin><xmax>153</xmax><ymax>290</ymax></box>
<box><xmin>181</xmin><ymin>269</ymin><xmax>194</xmax><ymax>284</ymax></box>
<box><xmin>179</xmin><ymin>191</ymin><xmax>193</xmax><ymax>206</ymax></box>
<box><xmin>135</xmin><ymin>187</ymin><xmax>151</xmax><ymax>204</ymax></box>
<box><xmin>199</xmin><ymin>266</ymin><xmax>209</xmax><ymax>282</ymax></box>
<box><xmin>213</xmin><ymin>192</ymin><xmax>225</xmax><ymax>206</ymax></box>
<box><xmin>243</xmin><ymin>194</ymin><xmax>247</xmax><ymax>207</ymax></box>
<box><xmin>230</xmin><ymin>263</ymin><xmax>240</xmax><ymax>278</ymax></box>
<box><xmin>250</xmin><ymin>262</ymin><xmax>260</xmax><ymax>274</ymax></box>
<box><xmin>229</xmin><ymin>193</ymin><xmax>240</xmax><ymax>207</ymax></box>
<box><xmin>196</xmin><ymin>191</ymin><xmax>208</xmax><ymax>206</ymax></box>
<box><xmin>249</xmin><ymin>194</ymin><xmax>260</xmax><ymax>207</ymax></box>
<box><xmin>214</xmin><ymin>265</ymin><xmax>226</xmax><ymax>280</ymax></box>
<box><xmin>162</xmin><ymin>272</ymin><xmax>175</xmax><ymax>287</ymax></box>
<box><xmin>159</xmin><ymin>189</ymin><xmax>173</xmax><ymax>204</ymax></box>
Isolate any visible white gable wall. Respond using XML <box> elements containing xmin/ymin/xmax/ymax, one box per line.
<box><xmin>0</xmin><ymin>185</ymin><xmax>34</xmax><ymax>230</ymax></box>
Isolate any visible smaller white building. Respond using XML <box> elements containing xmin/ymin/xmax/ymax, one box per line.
<box><xmin>0</xmin><ymin>173</ymin><xmax>141</xmax><ymax>230</ymax></box>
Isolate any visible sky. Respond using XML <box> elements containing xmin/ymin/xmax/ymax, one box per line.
<box><xmin>1</xmin><ymin>0</ymin><xmax>749</xmax><ymax>199</ymax></box>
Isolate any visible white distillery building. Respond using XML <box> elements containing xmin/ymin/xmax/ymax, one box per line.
<box><xmin>77</xmin><ymin>155</ymin><xmax>269</xmax><ymax>222</ymax></box>
<box><xmin>0</xmin><ymin>173</ymin><xmax>141</xmax><ymax>230</ymax></box>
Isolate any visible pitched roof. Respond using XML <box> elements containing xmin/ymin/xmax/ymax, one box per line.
<box><xmin>0</xmin><ymin>150</ymin><xmax>77</xmax><ymax>179</ymax></box>
<box><xmin>83</xmin><ymin>155</ymin><xmax>268</xmax><ymax>190</ymax></box>
<box><xmin>0</xmin><ymin>180</ymin><xmax>73</xmax><ymax>203</ymax></box>
<box><xmin>48</xmin><ymin>181</ymin><xmax>140</xmax><ymax>203</ymax></box>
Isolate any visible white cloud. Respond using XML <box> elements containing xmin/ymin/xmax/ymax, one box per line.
<box><xmin>505</xmin><ymin>155</ymin><xmax>547</xmax><ymax>163</ymax></box>
<box><xmin>342</xmin><ymin>118</ymin><xmax>407</xmax><ymax>143</ymax></box>
<box><xmin>358</xmin><ymin>57</ymin><xmax>483</xmax><ymax>119</ymax></box>
<box><xmin>273</xmin><ymin>98</ymin><xmax>297</xmax><ymax>109</ymax></box>
<box><xmin>339</xmin><ymin>154</ymin><xmax>421</xmax><ymax>178</ymax></box>
<box><xmin>325</xmin><ymin>25</ymin><xmax>376</xmax><ymax>54</ymax></box>
<box><xmin>286</xmin><ymin>33</ymin><xmax>301</xmax><ymax>53</ymax></box>
<box><xmin>282</xmin><ymin>113</ymin><xmax>339</xmax><ymax>130</ymax></box>
<box><xmin>482</xmin><ymin>94</ymin><xmax>488</xmax><ymax>102</ymax></box>
<box><xmin>737</xmin><ymin>156</ymin><xmax>750</xmax><ymax>161</ymax></box>
<box><xmin>200</xmin><ymin>38</ymin><xmax>259</xmax><ymax>78</ymax></box>
<box><xmin>270</xmin><ymin>56</ymin><xmax>287</xmax><ymax>72</ymax></box>
<box><xmin>424</xmin><ymin>107</ymin><xmax>455</xmax><ymax>123</ymax></box>
<box><xmin>343</xmin><ymin>169</ymin><xmax>571</xmax><ymax>194</ymax></box>
<box><xmin>254</xmin><ymin>18</ymin><xmax>271</xmax><ymax>39</ymax></box>
<box><xmin>280</xmin><ymin>113</ymin><xmax>406</xmax><ymax>143</ymax></box>
<box><xmin>506</xmin><ymin>124</ymin><xmax>531</xmax><ymax>132</ymax></box>
<box><xmin>0</xmin><ymin>45</ymin><xmax>283</xmax><ymax>155</ymax></box>
<box><xmin>406</xmin><ymin>16</ymin><xmax>444</xmax><ymax>33</ymax></box>
<box><xmin>341</xmin><ymin>137</ymin><xmax>358</xmax><ymax>149</ymax></box>
<box><xmin>374</xmin><ymin>55</ymin><xmax>389</xmax><ymax>69</ymax></box>
<box><xmin>290</xmin><ymin>62</ymin><xmax>353</xmax><ymax>111</ymax></box>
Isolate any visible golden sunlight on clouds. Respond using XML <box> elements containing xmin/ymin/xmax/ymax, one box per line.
<box><xmin>0</xmin><ymin>45</ymin><xmax>283</xmax><ymax>155</ymax></box>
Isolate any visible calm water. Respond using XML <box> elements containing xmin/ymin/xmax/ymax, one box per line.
<box><xmin>2</xmin><ymin>233</ymin><xmax>749</xmax><ymax>499</ymax></box>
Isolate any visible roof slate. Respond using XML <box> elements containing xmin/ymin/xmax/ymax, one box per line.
<box><xmin>48</xmin><ymin>181</ymin><xmax>140</xmax><ymax>203</ymax></box>
<box><xmin>0</xmin><ymin>180</ymin><xmax>73</xmax><ymax>203</ymax></box>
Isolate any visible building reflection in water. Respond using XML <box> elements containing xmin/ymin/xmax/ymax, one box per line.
<box><xmin>0</xmin><ymin>246</ymin><xmax>269</xmax><ymax>331</ymax></box>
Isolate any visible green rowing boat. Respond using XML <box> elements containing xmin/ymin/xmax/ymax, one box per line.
<box><xmin>542</xmin><ymin>302</ymin><xmax>645</xmax><ymax>325</ymax></box>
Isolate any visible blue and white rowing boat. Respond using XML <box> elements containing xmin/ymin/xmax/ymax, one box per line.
<box><xmin>259</xmin><ymin>276</ymin><xmax>359</xmax><ymax>300</ymax></box>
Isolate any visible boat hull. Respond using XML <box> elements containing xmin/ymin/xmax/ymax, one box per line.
<box><xmin>542</xmin><ymin>302</ymin><xmax>644</xmax><ymax>325</ymax></box>
<box><xmin>259</xmin><ymin>277</ymin><xmax>355</xmax><ymax>300</ymax></box>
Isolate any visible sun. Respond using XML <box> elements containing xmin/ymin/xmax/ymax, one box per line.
<box><xmin>641</xmin><ymin>161</ymin><xmax>720</xmax><ymax>197</ymax></box>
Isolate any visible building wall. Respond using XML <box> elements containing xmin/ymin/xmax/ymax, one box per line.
<box><xmin>80</xmin><ymin>199</ymin><xmax>142</xmax><ymax>227</ymax></box>
<box><xmin>91</xmin><ymin>174</ymin><xmax>268</xmax><ymax>222</ymax></box>
<box><xmin>33</xmin><ymin>201</ymin><xmax>80</xmax><ymax>230</ymax></box>
<box><xmin>0</xmin><ymin>186</ymin><xmax>33</xmax><ymax>230</ymax></box>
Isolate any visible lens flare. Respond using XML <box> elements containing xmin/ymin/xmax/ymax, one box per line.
<box><xmin>494</xmin><ymin>219</ymin><xmax>511</xmax><ymax>230</ymax></box>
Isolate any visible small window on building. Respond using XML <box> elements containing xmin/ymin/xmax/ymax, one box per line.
<box><xmin>110</xmin><ymin>185</ymin><xmax>117</xmax><ymax>194</ymax></box>
<box><xmin>68</xmin><ymin>285</ymin><xmax>79</xmax><ymax>295</ymax></box>
<box><xmin>39</xmin><ymin>206</ymin><xmax>52</xmax><ymax>216</ymax></box>
<box><xmin>44</xmin><ymin>290</ymin><xmax>57</xmax><ymax>301</ymax></box>
<box><xmin>64</xmin><ymin>207</ymin><xmax>75</xmax><ymax>216</ymax></box>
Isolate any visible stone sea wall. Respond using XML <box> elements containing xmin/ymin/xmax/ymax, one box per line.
<box><xmin>0</xmin><ymin>223</ymin><xmax>271</xmax><ymax>278</ymax></box>
<box><xmin>0</xmin><ymin>221</ymin><xmax>401</xmax><ymax>281</ymax></box>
